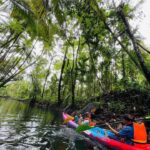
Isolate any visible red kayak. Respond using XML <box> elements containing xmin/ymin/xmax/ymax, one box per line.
<box><xmin>63</xmin><ymin>112</ymin><xmax>150</xmax><ymax>150</ymax></box>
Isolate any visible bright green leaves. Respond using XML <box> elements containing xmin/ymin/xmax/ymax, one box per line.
<box><xmin>5</xmin><ymin>80</ymin><xmax>31</xmax><ymax>99</ymax></box>
<box><xmin>85</xmin><ymin>18</ymin><xmax>92</xmax><ymax>28</ymax></box>
<box><xmin>90</xmin><ymin>0</ymin><xmax>99</xmax><ymax>13</ymax></box>
<box><xmin>51</xmin><ymin>0</ymin><xmax>65</xmax><ymax>25</ymax></box>
<box><xmin>54</xmin><ymin>60</ymin><xmax>62</xmax><ymax>70</ymax></box>
<box><xmin>9</xmin><ymin>19</ymin><xmax>24</xmax><ymax>33</ymax></box>
<box><xmin>24</xmin><ymin>38</ymin><xmax>33</xmax><ymax>48</ymax></box>
<box><xmin>11</xmin><ymin>1</ymin><xmax>37</xmax><ymax>37</ymax></box>
<box><xmin>28</xmin><ymin>0</ymin><xmax>46</xmax><ymax>19</ymax></box>
<box><xmin>122</xmin><ymin>3</ymin><xmax>132</xmax><ymax>16</ymax></box>
<box><xmin>10</xmin><ymin>0</ymin><xmax>62</xmax><ymax>49</ymax></box>
<box><xmin>1</xmin><ymin>0</ymin><xmax>149</xmax><ymax>103</ymax></box>
<box><xmin>31</xmin><ymin>57</ymin><xmax>48</xmax><ymax>81</ymax></box>
<box><xmin>90</xmin><ymin>0</ymin><xmax>106</xmax><ymax>20</ymax></box>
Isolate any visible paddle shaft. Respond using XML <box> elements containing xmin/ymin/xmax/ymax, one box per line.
<box><xmin>96</xmin><ymin>118</ymin><xmax>150</xmax><ymax>128</ymax></box>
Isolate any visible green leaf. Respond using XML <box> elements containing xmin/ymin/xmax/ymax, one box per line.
<box><xmin>9</xmin><ymin>19</ymin><xmax>24</xmax><ymax>33</ymax></box>
<box><xmin>54</xmin><ymin>60</ymin><xmax>62</xmax><ymax>70</ymax></box>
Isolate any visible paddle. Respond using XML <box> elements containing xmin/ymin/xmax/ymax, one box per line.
<box><xmin>96</xmin><ymin>120</ymin><xmax>122</xmax><ymax>127</ymax></box>
<box><xmin>75</xmin><ymin>121</ymin><xmax>110</xmax><ymax>133</ymax></box>
<box><xmin>76</xmin><ymin>124</ymin><xmax>93</xmax><ymax>133</ymax></box>
<box><xmin>95</xmin><ymin>117</ymin><xmax>150</xmax><ymax>128</ymax></box>
<box><xmin>145</xmin><ymin>115</ymin><xmax>150</xmax><ymax>119</ymax></box>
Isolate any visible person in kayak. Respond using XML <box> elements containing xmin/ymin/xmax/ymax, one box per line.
<box><xmin>78</xmin><ymin>114</ymin><xmax>83</xmax><ymax>123</ymax></box>
<box><xmin>74</xmin><ymin>112</ymin><xmax>79</xmax><ymax>124</ymax></box>
<box><xmin>78</xmin><ymin>112</ymin><xmax>96</xmax><ymax>127</ymax></box>
<box><xmin>80</xmin><ymin>112</ymin><xmax>91</xmax><ymax>125</ymax></box>
<box><xmin>106</xmin><ymin>114</ymin><xmax>147</xmax><ymax>145</ymax></box>
<box><xmin>90</xmin><ymin>106</ymin><xmax>103</xmax><ymax>120</ymax></box>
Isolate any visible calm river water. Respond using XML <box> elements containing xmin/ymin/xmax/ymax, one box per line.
<box><xmin>0</xmin><ymin>99</ymin><xmax>106</xmax><ymax>150</ymax></box>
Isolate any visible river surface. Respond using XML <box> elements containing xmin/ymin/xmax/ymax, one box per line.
<box><xmin>0</xmin><ymin>99</ymin><xmax>107</xmax><ymax>150</ymax></box>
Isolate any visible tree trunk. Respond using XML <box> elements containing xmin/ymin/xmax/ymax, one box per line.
<box><xmin>118</xmin><ymin>7</ymin><xmax>150</xmax><ymax>83</ymax></box>
<box><xmin>30</xmin><ymin>75</ymin><xmax>37</xmax><ymax>106</ymax></box>
<box><xmin>88</xmin><ymin>44</ymin><xmax>104</xmax><ymax>92</ymax></box>
<box><xmin>71</xmin><ymin>45</ymin><xmax>75</xmax><ymax>107</ymax></box>
<box><xmin>104</xmin><ymin>21</ymin><xmax>141</xmax><ymax>70</ymax></box>
<box><xmin>71</xmin><ymin>39</ymin><xmax>80</xmax><ymax>107</ymax></box>
<box><xmin>57</xmin><ymin>47</ymin><xmax>68</xmax><ymax>105</ymax></box>
<box><xmin>121</xmin><ymin>50</ymin><xmax>126</xmax><ymax>86</ymax></box>
<box><xmin>41</xmin><ymin>56</ymin><xmax>54</xmax><ymax>99</ymax></box>
<box><xmin>137</xmin><ymin>43</ymin><xmax>150</xmax><ymax>55</ymax></box>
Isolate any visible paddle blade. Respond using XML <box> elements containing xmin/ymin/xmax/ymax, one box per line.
<box><xmin>145</xmin><ymin>115</ymin><xmax>150</xmax><ymax>119</ymax></box>
<box><xmin>76</xmin><ymin>124</ymin><xmax>92</xmax><ymax>133</ymax></box>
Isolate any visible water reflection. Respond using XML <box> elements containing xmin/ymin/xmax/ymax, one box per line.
<box><xmin>0</xmin><ymin>100</ymin><xmax>102</xmax><ymax>150</ymax></box>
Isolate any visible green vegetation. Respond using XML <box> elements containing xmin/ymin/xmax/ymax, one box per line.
<box><xmin>0</xmin><ymin>0</ymin><xmax>150</xmax><ymax>108</ymax></box>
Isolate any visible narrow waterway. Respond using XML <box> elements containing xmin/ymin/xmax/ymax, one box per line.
<box><xmin>0</xmin><ymin>99</ymin><xmax>104</xmax><ymax>150</ymax></box>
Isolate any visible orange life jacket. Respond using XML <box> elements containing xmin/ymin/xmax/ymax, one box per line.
<box><xmin>132</xmin><ymin>122</ymin><xmax>147</xmax><ymax>144</ymax></box>
<box><xmin>84</xmin><ymin>118</ymin><xmax>96</xmax><ymax>127</ymax></box>
<box><xmin>89</xmin><ymin>121</ymin><xmax>96</xmax><ymax>127</ymax></box>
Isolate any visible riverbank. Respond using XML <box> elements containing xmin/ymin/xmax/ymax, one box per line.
<box><xmin>64</xmin><ymin>89</ymin><xmax>150</xmax><ymax>116</ymax></box>
<box><xmin>1</xmin><ymin>89</ymin><xmax>150</xmax><ymax>114</ymax></box>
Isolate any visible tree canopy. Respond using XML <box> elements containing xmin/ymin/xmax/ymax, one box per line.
<box><xmin>0</xmin><ymin>0</ymin><xmax>150</xmax><ymax>106</ymax></box>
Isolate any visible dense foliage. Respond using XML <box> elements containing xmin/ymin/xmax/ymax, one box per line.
<box><xmin>0</xmin><ymin>0</ymin><xmax>150</xmax><ymax>106</ymax></box>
